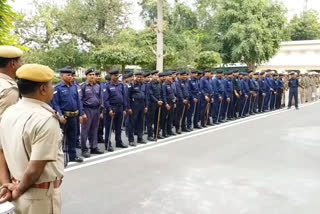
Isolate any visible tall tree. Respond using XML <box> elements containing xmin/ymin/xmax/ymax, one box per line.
<box><xmin>59</xmin><ymin>0</ymin><xmax>129</xmax><ymax>47</ymax></box>
<box><xmin>214</xmin><ymin>0</ymin><xmax>286</xmax><ymax>71</ymax></box>
<box><xmin>288</xmin><ymin>10</ymin><xmax>320</xmax><ymax>41</ymax></box>
<box><xmin>0</xmin><ymin>0</ymin><xmax>20</xmax><ymax>45</ymax></box>
<box><xmin>156</xmin><ymin>0</ymin><xmax>164</xmax><ymax>72</ymax></box>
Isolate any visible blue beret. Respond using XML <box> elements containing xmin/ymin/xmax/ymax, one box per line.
<box><xmin>143</xmin><ymin>72</ymin><xmax>150</xmax><ymax>77</ymax></box>
<box><xmin>110</xmin><ymin>69</ymin><xmax>119</xmax><ymax>75</ymax></box>
<box><xmin>179</xmin><ymin>70</ymin><xmax>187</xmax><ymax>75</ymax></box>
<box><xmin>204</xmin><ymin>69</ymin><xmax>211</xmax><ymax>73</ymax></box>
<box><xmin>85</xmin><ymin>68</ymin><xmax>95</xmax><ymax>75</ymax></box>
<box><xmin>105</xmin><ymin>74</ymin><xmax>111</xmax><ymax>81</ymax></box>
<box><xmin>135</xmin><ymin>71</ymin><xmax>143</xmax><ymax>76</ymax></box>
<box><xmin>151</xmin><ymin>70</ymin><xmax>159</xmax><ymax>75</ymax></box>
<box><xmin>127</xmin><ymin>72</ymin><xmax>133</xmax><ymax>78</ymax></box>
<box><xmin>59</xmin><ymin>67</ymin><xmax>73</xmax><ymax>74</ymax></box>
<box><xmin>191</xmin><ymin>70</ymin><xmax>198</xmax><ymax>74</ymax></box>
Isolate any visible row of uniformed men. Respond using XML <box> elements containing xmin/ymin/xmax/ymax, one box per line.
<box><xmin>299</xmin><ymin>73</ymin><xmax>320</xmax><ymax>103</ymax></box>
<box><xmin>52</xmin><ymin>67</ymin><xmax>302</xmax><ymax>163</ymax></box>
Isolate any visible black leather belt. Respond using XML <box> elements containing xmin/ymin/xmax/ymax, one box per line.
<box><xmin>84</xmin><ymin>105</ymin><xmax>100</xmax><ymax>109</ymax></box>
<box><xmin>63</xmin><ymin>110</ymin><xmax>79</xmax><ymax>117</ymax></box>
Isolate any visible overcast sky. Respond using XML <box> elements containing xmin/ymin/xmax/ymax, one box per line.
<box><xmin>9</xmin><ymin>0</ymin><xmax>320</xmax><ymax>30</ymax></box>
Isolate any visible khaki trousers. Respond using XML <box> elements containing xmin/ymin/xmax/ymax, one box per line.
<box><xmin>300</xmin><ymin>88</ymin><xmax>306</xmax><ymax>104</ymax></box>
<box><xmin>13</xmin><ymin>186</ymin><xmax>61</xmax><ymax>214</ymax></box>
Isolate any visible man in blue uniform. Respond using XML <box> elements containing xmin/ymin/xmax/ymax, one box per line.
<box><xmin>147</xmin><ymin>70</ymin><xmax>164</xmax><ymax>141</ymax></box>
<box><xmin>258</xmin><ymin>72</ymin><xmax>267</xmax><ymax>113</ymax></box>
<box><xmin>103</xmin><ymin>69</ymin><xmax>127</xmax><ymax>152</ymax></box>
<box><xmin>162</xmin><ymin>71</ymin><xmax>176</xmax><ymax>137</ymax></box>
<box><xmin>187</xmin><ymin>70</ymin><xmax>201</xmax><ymax>129</ymax></box>
<box><xmin>248</xmin><ymin>71</ymin><xmax>259</xmax><ymax>115</ymax></box>
<box><xmin>288</xmin><ymin>72</ymin><xmax>301</xmax><ymax>110</ymax></box>
<box><xmin>270</xmin><ymin>73</ymin><xmax>279</xmax><ymax>111</ymax></box>
<box><xmin>70</xmin><ymin>70</ymin><xmax>81</xmax><ymax>148</ymax></box>
<box><xmin>264</xmin><ymin>70</ymin><xmax>274</xmax><ymax>111</ymax></box>
<box><xmin>128</xmin><ymin>72</ymin><xmax>148</xmax><ymax>145</ymax></box>
<box><xmin>95</xmin><ymin>70</ymin><xmax>105</xmax><ymax>144</ymax></box>
<box><xmin>199</xmin><ymin>69</ymin><xmax>213</xmax><ymax>127</ymax></box>
<box><xmin>232</xmin><ymin>70</ymin><xmax>242</xmax><ymax>119</ymax></box>
<box><xmin>143</xmin><ymin>72</ymin><xmax>151</xmax><ymax>134</ymax></box>
<box><xmin>251</xmin><ymin>72</ymin><xmax>260</xmax><ymax>113</ymax></box>
<box><xmin>240</xmin><ymin>72</ymin><xmax>250</xmax><ymax>117</ymax></box>
<box><xmin>53</xmin><ymin>67</ymin><xmax>84</xmax><ymax>163</ymax></box>
<box><xmin>276</xmin><ymin>73</ymin><xmax>284</xmax><ymax>109</ymax></box>
<box><xmin>123</xmin><ymin>72</ymin><xmax>133</xmax><ymax>138</ymax></box>
<box><xmin>175</xmin><ymin>71</ymin><xmax>190</xmax><ymax>132</ymax></box>
<box><xmin>212</xmin><ymin>70</ymin><xmax>225</xmax><ymax>124</ymax></box>
<box><xmin>222</xmin><ymin>71</ymin><xmax>233</xmax><ymax>120</ymax></box>
<box><xmin>79</xmin><ymin>68</ymin><xmax>104</xmax><ymax>158</ymax></box>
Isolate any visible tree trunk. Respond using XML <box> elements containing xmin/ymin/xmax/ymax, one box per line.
<box><xmin>121</xmin><ymin>64</ymin><xmax>126</xmax><ymax>74</ymax></box>
<box><xmin>156</xmin><ymin>0</ymin><xmax>164</xmax><ymax>72</ymax></box>
<box><xmin>247</xmin><ymin>62</ymin><xmax>256</xmax><ymax>72</ymax></box>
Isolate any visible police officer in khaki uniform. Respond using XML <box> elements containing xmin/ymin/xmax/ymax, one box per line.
<box><xmin>0</xmin><ymin>45</ymin><xmax>23</xmax><ymax>119</ymax></box>
<box><xmin>0</xmin><ymin>64</ymin><xmax>64</xmax><ymax>214</ymax></box>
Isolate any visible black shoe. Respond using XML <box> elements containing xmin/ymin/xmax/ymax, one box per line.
<box><xmin>287</xmin><ymin>107</ymin><xmax>291</xmax><ymax>110</ymax></box>
<box><xmin>70</xmin><ymin>157</ymin><xmax>84</xmax><ymax>163</ymax></box>
<box><xmin>157</xmin><ymin>135</ymin><xmax>164</xmax><ymax>139</ymax></box>
<box><xmin>194</xmin><ymin>126</ymin><xmax>202</xmax><ymax>129</ymax></box>
<box><xmin>168</xmin><ymin>132</ymin><xmax>177</xmax><ymax>136</ymax></box>
<box><xmin>91</xmin><ymin>148</ymin><xmax>104</xmax><ymax>155</ymax></box>
<box><xmin>117</xmin><ymin>144</ymin><xmax>128</xmax><ymax>148</ymax></box>
<box><xmin>207</xmin><ymin>123</ymin><xmax>213</xmax><ymax>126</ymax></box>
<box><xmin>296</xmin><ymin>107</ymin><xmax>299</xmax><ymax>110</ymax></box>
<box><xmin>106</xmin><ymin>146</ymin><xmax>114</xmax><ymax>152</ymax></box>
<box><xmin>214</xmin><ymin>122</ymin><xmax>220</xmax><ymax>125</ymax></box>
<box><xmin>82</xmin><ymin>151</ymin><xmax>91</xmax><ymax>158</ymax></box>
<box><xmin>76</xmin><ymin>144</ymin><xmax>81</xmax><ymax>149</ymax></box>
<box><xmin>138</xmin><ymin>139</ymin><xmax>147</xmax><ymax>144</ymax></box>
<box><xmin>176</xmin><ymin>130</ymin><xmax>182</xmax><ymax>134</ymax></box>
<box><xmin>188</xmin><ymin>128</ymin><xmax>194</xmax><ymax>131</ymax></box>
<box><xmin>162</xmin><ymin>135</ymin><xmax>168</xmax><ymax>138</ymax></box>
<box><xmin>129</xmin><ymin>142</ymin><xmax>136</xmax><ymax>147</ymax></box>
<box><xmin>182</xmin><ymin>129</ymin><xmax>190</xmax><ymax>132</ymax></box>
<box><xmin>148</xmin><ymin>137</ymin><xmax>155</xmax><ymax>141</ymax></box>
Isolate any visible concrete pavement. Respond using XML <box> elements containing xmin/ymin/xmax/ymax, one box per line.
<box><xmin>62</xmin><ymin>102</ymin><xmax>320</xmax><ymax>214</ymax></box>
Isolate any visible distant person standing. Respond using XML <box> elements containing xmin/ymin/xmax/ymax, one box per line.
<box><xmin>288</xmin><ymin>72</ymin><xmax>303</xmax><ymax>110</ymax></box>
<box><xmin>79</xmin><ymin>69</ymin><xmax>104</xmax><ymax>158</ymax></box>
<box><xmin>53</xmin><ymin>67</ymin><xmax>84</xmax><ymax>163</ymax></box>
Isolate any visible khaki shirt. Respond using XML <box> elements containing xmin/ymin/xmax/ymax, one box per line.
<box><xmin>0</xmin><ymin>73</ymin><xmax>19</xmax><ymax>120</ymax></box>
<box><xmin>0</xmin><ymin>98</ymin><xmax>64</xmax><ymax>184</ymax></box>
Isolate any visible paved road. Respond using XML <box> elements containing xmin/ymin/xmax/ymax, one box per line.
<box><xmin>62</xmin><ymin>102</ymin><xmax>320</xmax><ymax>214</ymax></box>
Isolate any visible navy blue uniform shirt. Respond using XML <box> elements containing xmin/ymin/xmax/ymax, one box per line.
<box><xmin>53</xmin><ymin>81</ymin><xmax>83</xmax><ymax>116</ymax></box>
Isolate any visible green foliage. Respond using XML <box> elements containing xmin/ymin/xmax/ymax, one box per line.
<box><xmin>287</xmin><ymin>10</ymin><xmax>320</xmax><ymax>41</ymax></box>
<box><xmin>196</xmin><ymin>51</ymin><xmax>222</xmax><ymax>69</ymax></box>
<box><xmin>23</xmin><ymin>40</ymin><xmax>89</xmax><ymax>71</ymax></box>
<box><xmin>58</xmin><ymin>0</ymin><xmax>129</xmax><ymax>46</ymax></box>
<box><xmin>92</xmin><ymin>45</ymin><xmax>150</xmax><ymax>72</ymax></box>
<box><xmin>214</xmin><ymin>0</ymin><xmax>287</xmax><ymax>69</ymax></box>
<box><xmin>0</xmin><ymin>0</ymin><xmax>21</xmax><ymax>46</ymax></box>
<box><xmin>164</xmin><ymin>30</ymin><xmax>203</xmax><ymax>69</ymax></box>
<box><xmin>53</xmin><ymin>76</ymin><xmax>60</xmax><ymax>85</ymax></box>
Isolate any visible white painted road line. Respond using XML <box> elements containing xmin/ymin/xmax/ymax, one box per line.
<box><xmin>65</xmin><ymin>101</ymin><xmax>319</xmax><ymax>172</ymax></box>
